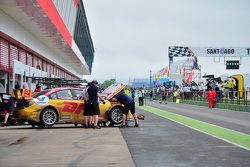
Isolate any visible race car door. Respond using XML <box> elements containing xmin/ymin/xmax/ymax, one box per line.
<box><xmin>71</xmin><ymin>89</ymin><xmax>84</xmax><ymax>122</ymax></box>
<box><xmin>51</xmin><ymin>89</ymin><xmax>81</xmax><ymax>122</ymax></box>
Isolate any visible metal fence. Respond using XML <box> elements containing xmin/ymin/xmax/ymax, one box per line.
<box><xmin>145</xmin><ymin>90</ymin><xmax>250</xmax><ymax>106</ymax></box>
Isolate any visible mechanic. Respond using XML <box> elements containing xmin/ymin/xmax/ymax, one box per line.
<box><xmin>112</xmin><ymin>90</ymin><xmax>139</xmax><ymax>128</ymax></box>
<box><xmin>87</xmin><ymin>80</ymin><xmax>105</xmax><ymax>129</ymax></box>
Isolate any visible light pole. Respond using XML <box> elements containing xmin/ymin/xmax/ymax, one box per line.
<box><xmin>150</xmin><ymin>70</ymin><xmax>152</xmax><ymax>90</ymax></box>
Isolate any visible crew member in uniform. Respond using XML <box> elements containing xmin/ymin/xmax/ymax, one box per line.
<box><xmin>112</xmin><ymin>90</ymin><xmax>139</xmax><ymax>128</ymax></box>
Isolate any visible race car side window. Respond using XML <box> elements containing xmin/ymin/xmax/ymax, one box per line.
<box><xmin>71</xmin><ymin>89</ymin><xmax>83</xmax><ymax>100</ymax></box>
<box><xmin>49</xmin><ymin>93</ymin><xmax>58</xmax><ymax>99</ymax></box>
<box><xmin>57</xmin><ymin>90</ymin><xmax>73</xmax><ymax>100</ymax></box>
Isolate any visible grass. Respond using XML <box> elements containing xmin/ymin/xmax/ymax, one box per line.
<box><xmin>138</xmin><ymin>105</ymin><xmax>250</xmax><ymax>150</ymax></box>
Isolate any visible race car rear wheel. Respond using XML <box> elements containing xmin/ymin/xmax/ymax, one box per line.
<box><xmin>108</xmin><ymin>107</ymin><xmax>123</xmax><ymax>125</ymax></box>
<box><xmin>40</xmin><ymin>108</ymin><xmax>58</xmax><ymax>126</ymax></box>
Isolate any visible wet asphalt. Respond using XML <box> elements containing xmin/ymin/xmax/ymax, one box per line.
<box><xmin>120</xmin><ymin>102</ymin><xmax>250</xmax><ymax>167</ymax></box>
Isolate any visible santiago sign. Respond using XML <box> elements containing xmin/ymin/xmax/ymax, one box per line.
<box><xmin>168</xmin><ymin>46</ymin><xmax>250</xmax><ymax>57</ymax></box>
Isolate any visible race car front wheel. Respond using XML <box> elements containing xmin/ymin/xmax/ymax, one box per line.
<box><xmin>40</xmin><ymin>108</ymin><xmax>58</xmax><ymax>126</ymax></box>
<box><xmin>108</xmin><ymin>107</ymin><xmax>123</xmax><ymax>125</ymax></box>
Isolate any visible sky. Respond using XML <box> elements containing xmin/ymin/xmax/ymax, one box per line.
<box><xmin>83</xmin><ymin>0</ymin><xmax>250</xmax><ymax>83</ymax></box>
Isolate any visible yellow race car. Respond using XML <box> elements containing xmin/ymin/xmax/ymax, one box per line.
<box><xmin>17</xmin><ymin>83</ymin><xmax>128</xmax><ymax>127</ymax></box>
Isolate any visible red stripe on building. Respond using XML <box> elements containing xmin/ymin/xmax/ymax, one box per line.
<box><xmin>36</xmin><ymin>0</ymin><xmax>72</xmax><ymax>47</ymax></box>
<box><xmin>74</xmin><ymin>0</ymin><xmax>79</xmax><ymax>8</ymax></box>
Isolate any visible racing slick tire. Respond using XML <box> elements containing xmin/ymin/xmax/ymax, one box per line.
<box><xmin>108</xmin><ymin>107</ymin><xmax>123</xmax><ymax>125</ymax></box>
<box><xmin>40</xmin><ymin>108</ymin><xmax>58</xmax><ymax>126</ymax></box>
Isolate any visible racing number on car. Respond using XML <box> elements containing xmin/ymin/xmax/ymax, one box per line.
<box><xmin>61</xmin><ymin>101</ymin><xmax>83</xmax><ymax>114</ymax></box>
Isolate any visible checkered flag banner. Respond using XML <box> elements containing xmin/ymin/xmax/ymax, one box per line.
<box><xmin>168</xmin><ymin>46</ymin><xmax>194</xmax><ymax>57</ymax></box>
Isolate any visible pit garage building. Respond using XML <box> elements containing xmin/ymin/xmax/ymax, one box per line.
<box><xmin>0</xmin><ymin>0</ymin><xmax>94</xmax><ymax>93</ymax></box>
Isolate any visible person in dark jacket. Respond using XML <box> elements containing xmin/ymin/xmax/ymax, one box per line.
<box><xmin>87</xmin><ymin>80</ymin><xmax>105</xmax><ymax>129</ymax></box>
<box><xmin>112</xmin><ymin>90</ymin><xmax>139</xmax><ymax>128</ymax></box>
<box><xmin>131</xmin><ymin>88</ymin><xmax>135</xmax><ymax>100</ymax></box>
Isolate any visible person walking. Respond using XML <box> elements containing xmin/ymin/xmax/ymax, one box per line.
<box><xmin>160</xmin><ymin>89</ymin><xmax>167</xmax><ymax>104</ymax></box>
<box><xmin>138</xmin><ymin>88</ymin><xmax>144</xmax><ymax>106</ymax></box>
<box><xmin>87</xmin><ymin>80</ymin><xmax>105</xmax><ymax>129</ymax></box>
<box><xmin>112</xmin><ymin>90</ymin><xmax>139</xmax><ymax>128</ymax></box>
<box><xmin>149</xmin><ymin>90</ymin><xmax>153</xmax><ymax>101</ymax></box>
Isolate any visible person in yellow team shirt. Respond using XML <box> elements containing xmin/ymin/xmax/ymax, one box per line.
<box><xmin>11</xmin><ymin>83</ymin><xmax>31</xmax><ymax>109</ymax></box>
<box><xmin>2</xmin><ymin>83</ymin><xmax>22</xmax><ymax>126</ymax></box>
<box><xmin>173</xmin><ymin>89</ymin><xmax>178</xmax><ymax>102</ymax></box>
<box><xmin>11</xmin><ymin>83</ymin><xmax>22</xmax><ymax>99</ymax></box>
<box><xmin>22</xmin><ymin>83</ymin><xmax>32</xmax><ymax>99</ymax></box>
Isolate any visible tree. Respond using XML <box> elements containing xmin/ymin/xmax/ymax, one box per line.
<box><xmin>81</xmin><ymin>79</ymin><xmax>88</xmax><ymax>83</ymax></box>
<box><xmin>100</xmin><ymin>79</ymin><xmax>116</xmax><ymax>89</ymax></box>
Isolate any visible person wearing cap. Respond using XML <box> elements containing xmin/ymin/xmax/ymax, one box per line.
<box><xmin>87</xmin><ymin>80</ymin><xmax>105</xmax><ymax>129</ymax></box>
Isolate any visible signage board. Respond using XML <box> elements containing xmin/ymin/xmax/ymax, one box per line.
<box><xmin>169</xmin><ymin>46</ymin><xmax>250</xmax><ymax>57</ymax></box>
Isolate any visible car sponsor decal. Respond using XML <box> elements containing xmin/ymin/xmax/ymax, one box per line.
<box><xmin>61</xmin><ymin>101</ymin><xmax>83</xmax><ymax>114</ymax></box>
<box><xmin>34</xmin><ymin>95</ymin><xmax>49</xmax><ymax>106</ymax></box>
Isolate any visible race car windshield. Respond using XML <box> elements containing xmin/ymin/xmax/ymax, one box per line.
<box><xmin>33</xmin><ymin>89</ymin><xmax>51</xmax><ymax>98</ymax></box>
